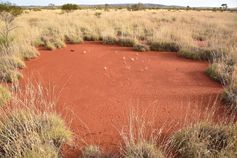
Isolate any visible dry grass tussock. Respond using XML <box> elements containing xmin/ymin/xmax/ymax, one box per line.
<box><xmin>0</xmin><ymin>82</ymin><xmax>72</xmax><ymax>158</ymax></box>
<box><xmin>119</xmin><ymin>110</ymin><xmax>166</xmax><ymax>158</ymax></box>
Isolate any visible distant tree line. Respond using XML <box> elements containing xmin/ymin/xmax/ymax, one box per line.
<box><xmin>0</xmin><ymin>2</ymin><xmax>22</xmax><ymax>16</ymax></box>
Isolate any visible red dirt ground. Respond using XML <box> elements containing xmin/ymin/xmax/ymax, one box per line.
<box><xmin>21</xmin><ymin>42</ymin><xmax>224</xmax><ymax>157</ymax></box>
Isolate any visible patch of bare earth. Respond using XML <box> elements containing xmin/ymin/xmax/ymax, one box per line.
<box><xmin>21</xmin><ymin>42</ymin><xmax>224</xmax><ymax>157</ymax></box>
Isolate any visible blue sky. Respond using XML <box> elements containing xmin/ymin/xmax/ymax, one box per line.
<box><xmin>3</xmin><ymin>0</ymin><xmax>237</xmax><ymax>7</ymax></box>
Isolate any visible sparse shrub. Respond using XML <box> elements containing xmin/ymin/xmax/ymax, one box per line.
<box><xmin>0</xmin><ymin>85</ymin><xmax>11</xmax><ymax>106</ymax></box>
<box><xmin>150</xmin><ymin>41</ymin><xmax>180</xmax><ymax>52</ymax></box>
<box><xmin>128</xmin><ymin>3</ymin><xmax>146</xmax><ymax>11</ymax></box>
<box><xmin>170</xmin><ymin>122</ymin><xmax>237</xmax><ymax>158</ymax></box>
<box><xmin>102</xmin><ymin>36</ymin><xmax>117</xmax><ymax>45</ymax></box>
<box><xmin>95</xmin><ymin>12</ymin><xmax>102</xmax><ymax>18</ymax></box>
<box><xmin>81</xmin><ymin>145</ymin><xmax>102</xmax><ymax>158</ymax></box>
<box><xmin>0</xmin><ymin>2</ymin><xmax>23</xmax><ymax>16</ymax></box>
<box><xmin>118</xmin><ymin>38</ymin><xmax>138</xmax><ymax>47</ymax></box>
<box><xmin>133</xmin><ymin>44</ymin><xmax>150</xmax><ymax>52</ymax></box>
<box><xmin>61</xmin><ymin>4</ymin><xmax>78</xmax><ymax>12</ymax></box>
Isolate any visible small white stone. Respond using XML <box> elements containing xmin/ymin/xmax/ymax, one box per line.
<box><xmin>104</xmin><ymin>66</ymin><xmax>107</xmax><ymax>70</ymax></box>
<box><xmin>122</xmin><ymin>56</ymin><xmax>126</xmax><ymax>60</ymax></box>
<box><xmin>83</xmin><ymin>51</ymin><xmax>87</xmax><ymax>54</ymax></box>
<box><xmin>130</xmin><ymin>58</ymin><xmax>135</xmax><ymax>61</ymax></box>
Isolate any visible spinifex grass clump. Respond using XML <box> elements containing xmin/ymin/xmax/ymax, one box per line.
<box><xmin>120</xmin><ymin>111</ymin><xmax>165</xmax><ymax>158</ymax></box>
<box><xmin>205</xmin><ymin>58</ymin><xmax>234</xmax><ymax>85</ymax></box>
<box><xmin>117</xmin><ymin>37</ymin><xmax>138</xmax><ymax>47</ymax></box>
<box><xmin>0</xmin><ymin>83</ymin><xmax>72</xmax><ymax>158</ymax></box>
<box><xmin>40</xmin><ymin>27</ymin><xmax>65</xmax><ymax>50</ymax></box>
<box><xmin>65</xmin><ymin>34</ymin><xmax>83</xmax><ymax>44</ymax></box>
<box><xmin>133</xmin><ymin>44</ymin><xmax>150</xmax><ymax>52</ymax></box>
<box><xmin>177</xmin><ymin>47</ymin><xmax>213</xmax><ymax>60</ymax></box>
<box><xmin>150</xmin><ymin>41</ymin><xmax>180</xmax><ymax>52</ymax></box>
<box><xmin>0</xmin><ymin>85</ymin><xmax>11</xmax><ymax>106</ymax></box>
<box><xmin>102</xmin><ymin>36</ymin><xmax>118</xmax><ymax>45</ymax></box>
<box><xmin>81</xmin><ymin>145</ymin><xmax>102</xmax><ymax>158</ymax></box>
<box><xmin>0</xmin><ymin>56</ymin><xmax>25</xmax><ymax>69</ymax></box>
<box><xmin>170</xmin><ymin>122</ymin><xmax>237</xmax><ymax>158</ymax></box>
<box><xmin>222</xmin><ymin>70</ymin><xmax>237</xmax><ymax>112</ymax></box>
<box><xmin>0</xmin><ymin>56</ymin><xmax>24</xmax><ymax>82</ymax></box>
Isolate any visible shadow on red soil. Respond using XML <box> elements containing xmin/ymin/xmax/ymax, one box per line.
<box><xmin>21</xmin><ymin>42</ymin><xmax>224</xmax><ymax>158</ymax></box>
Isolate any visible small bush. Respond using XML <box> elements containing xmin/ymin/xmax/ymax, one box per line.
<box><xmin>150</xmin><ymin>42</ymin><xmax>180</xmax><ymax>52</ymax></box>
<box><xmin>128</xmin><ymin>3</ymin><xmax>146</xmax><ymax>11</ymax></box>
<box><xmin>0</xmin><ymin>85</ymin><xmax>11</xmax><ymax>107</ymax></box>
<box><xmin>95</xmin><ymin>12</ymin><xmax>102</xmax><ymax>18</ymax></box>
<box><xmin>61</xmin><ymin>4</ymin><xmax>78</xmax><ymax>12</ymax></box>
<box><xmin>0</xmin><ymin>2</ymin><xmax>23</xmax><ymax>16</ymax></box>
<box><xmin>170</xmin><ymin>122</ymin><xmax>237</xmax><ymax>158</ymax></box>
<box><xmin>117</xmin><ymin>38</ymin><xmax>138</xmax><ymax>47</ymax></box>
<box><xmin>102</xmin><ymin>36</ymin><xmax>117</xmax><ymax>45</ymax></box>
<box><xmin>81</xmin><ymin>145</ymin><xmax>102</xmax><ymax>158</ymax></box>
<box><xmin>133</xmin><ymin>44</ymin><xmax>150</xmax><ymax>52</ymax></box>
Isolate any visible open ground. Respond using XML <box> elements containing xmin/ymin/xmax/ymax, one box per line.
<box><xmin>22</xmin><ymin>42</ymin><xmax>224</xmax><ymax>157</ymax></box>
<box><xmin>0</xmin><ymin>4</ymin><xmax>237</xmax><ymax>158</ymax></box>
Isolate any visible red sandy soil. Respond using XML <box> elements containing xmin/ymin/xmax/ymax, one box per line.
<box><xmin>21</xmin><ymin>42</ymin><xmax>224</xmax><ymax>157</ymax></box>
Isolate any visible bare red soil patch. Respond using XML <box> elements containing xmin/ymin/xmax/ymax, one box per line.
<box><xmin>21</xmin><ymin>42</ymin><xmax>223</xmax><ymax>157</ymax></box>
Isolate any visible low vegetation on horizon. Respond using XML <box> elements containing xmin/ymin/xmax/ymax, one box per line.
<box><xmin>0</xmin><ymin>2</ymin><xmax>237</xmax><ymax>158</ymax></box>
